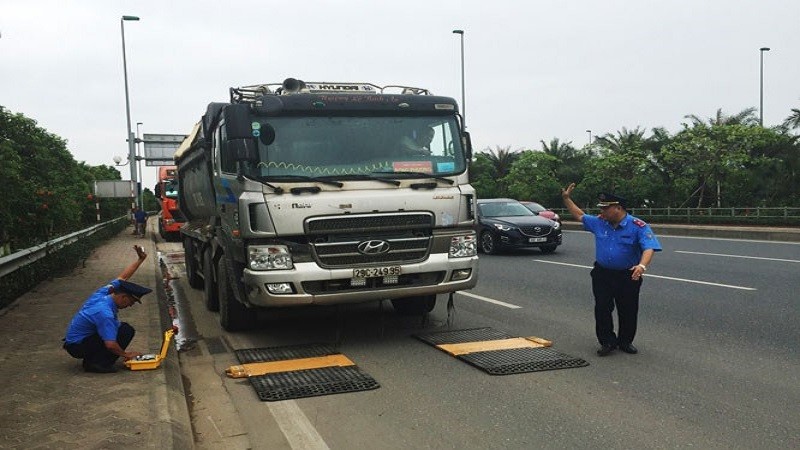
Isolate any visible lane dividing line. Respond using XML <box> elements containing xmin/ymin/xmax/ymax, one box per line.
<box><xmin>226</xmin><ymin>334</ymin><xmax>330</xmax><ymax>450</ymax></box>
<box><xmin>456</xmin><ymin>291</ymin><xmax>522</xmax><ymax>309</ymax></box>
<box><xmin>532</xmin><ymin>260</ymin><xmax>757</xmax><ymax>291</ymax></box>
<box><xmin>675</xmin><ymin>250</ymin><xmax>800</xmax><ymax>263</ymax></box>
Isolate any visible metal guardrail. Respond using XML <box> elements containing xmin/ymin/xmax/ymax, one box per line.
<box><xmin>552</xmin><ymin>207</ymin><xmax>800</xmax><ymax>222</ymax></box>
<box><xmin>0</xmin><ymin>217</ymin><xmax>127</xmax><ymax>279</ymax></box>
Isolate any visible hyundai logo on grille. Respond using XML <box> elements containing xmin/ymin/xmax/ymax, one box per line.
<box><xmin>357</xmin><ymin>240</ymin><xmax>390</xmax><ymax>255</ymax></box>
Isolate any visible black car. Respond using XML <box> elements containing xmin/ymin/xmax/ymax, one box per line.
<box><xmin>475</xmin><ymin>198</ymin><xmax>562</xmax><ymax>254</ymax></box>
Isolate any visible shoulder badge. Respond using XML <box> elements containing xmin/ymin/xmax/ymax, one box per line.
<box><xmin>633</xmin><ymin>218</ymin><xmax>646</xmax><ymax>228</ymax></box>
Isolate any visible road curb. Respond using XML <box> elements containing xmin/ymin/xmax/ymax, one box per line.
<box><xmin>151</xmin><ymin>239</ymin><xmax>196</xmax><ymax>449</ymax></box>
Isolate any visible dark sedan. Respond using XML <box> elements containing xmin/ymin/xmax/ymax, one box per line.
<box><xmin>476</xmin><ymin>198</ymin><xmax>562</xmax><ymax>254</ymax></box>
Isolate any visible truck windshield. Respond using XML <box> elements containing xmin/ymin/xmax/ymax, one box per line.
<box><xmin>244</xmin><ymin>116</ymin><xmax>466</xmax><ymax>179</ymax></box>
<box><xmin>164</xmin><ymin>179</ymin><xmax>179</xmax><ymax>199</ymax></box>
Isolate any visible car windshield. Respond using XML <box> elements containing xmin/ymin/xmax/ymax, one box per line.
<box><xmin>478</xmin><ymin>202</ymin><xmax>535</xmax><ymax>218</ymax></box>
<box><xmin>523</xmin><ymin>202</ymin><xmax>545</xmax><ymax>213</ymax></box>
<box><xmin>240</xmin><ymin>116</ymin><xmax>467</xmax><ymax>180</ymax></box>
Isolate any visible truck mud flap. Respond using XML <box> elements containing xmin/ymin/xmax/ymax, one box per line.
<box><xmin>227</xmin><ymin>344</ymin><xmax>379</xmax><ymax>401</ymax></box>
<box><xmin>414</xmin><ymin>327</ymin><xmax>589</xmax><ymax>375</ymax></box>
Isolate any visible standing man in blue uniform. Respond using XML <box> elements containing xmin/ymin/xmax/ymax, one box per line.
<box><xmin>562</xmin><ymin>184</ymin><xmax>662</xmax><ymax>356</ymax></box>
<box><xmin>63</xmin><ymin>245</ymin><xmax>150</xmax><ymax>373</ymax></box>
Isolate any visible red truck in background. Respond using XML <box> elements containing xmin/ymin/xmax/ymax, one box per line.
<box><xmin>154</xmin><ymin>166</ymin><xmax>186</xmax><ymax>241</ymax></box>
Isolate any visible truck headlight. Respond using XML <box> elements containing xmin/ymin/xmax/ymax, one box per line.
<box><xmin>552</xmin><ymin>221</ymin><xmax>561</xmax><ymax>230</ymax></box>
<box><xmin>248</xmin><ymin>245</ymin><xmax>293</xmax><ymax>270</ymax></box>
<box><xmin>449</xmin><ymin>234</ymin><xmax>477</xmax><ymax>258</ymax></box>
<box><xmin>493</xmin><ymin>223</ymin><xmax>514</xmax><ymax>231</ymax></box>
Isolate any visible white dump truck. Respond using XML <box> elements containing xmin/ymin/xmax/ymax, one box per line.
<box><xmin>175</xmin><ymin>78</ymin><xmax>478</xmax><ymax>330</ymax></box>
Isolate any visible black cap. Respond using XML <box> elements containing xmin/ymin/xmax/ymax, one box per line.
<box><xmin>112</xmin><ymin>279</ymin><xmax>152</xmax><ymax>303</ymax></box>
<box><xmin>597</xmin><ymin>193</ymin><xmax>626</xmax><ymax>208</ymax></box>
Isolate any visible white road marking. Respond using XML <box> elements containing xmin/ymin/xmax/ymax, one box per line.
<box><xmin>675</xmin><ymin>250</ymin><xmax>800</xmax><ymax>263</ymax></box>
<box><xmin>268</xmin><ymin>401</ymin><xmax>331</xmax><ymax>450</ymax></box>
<box><xmin>456</xmin><ymin>291</ymin><xmax>522</xmax><ymax>309</ymax></box>
<box><xmin>226</xmin><ymin>334</ymin><xmax>330</xmax><ymax>450</ymax></box>
<box><xmin>532</xmin><ymin>259</ymin><xmax>757</xmax><ymax>291</ymax></box>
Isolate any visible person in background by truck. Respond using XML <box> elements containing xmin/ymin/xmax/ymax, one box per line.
<box><xmin>133</xmin><ymin>207</ymin><xmax>148</xmax><ymax>237</ymax></box>
<box><xmin>63</xmin><ymin>245</ymin><xmax>150</xmax><ymax>373</ymax></box>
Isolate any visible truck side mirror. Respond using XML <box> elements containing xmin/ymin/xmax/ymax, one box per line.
<box><xmin>224</xmin><ymin>104</ymin><xmax>253</xmax><ymax>139</ymax></box>
<box><xmin>228</xmin><ymin>139</ymin><xmax>259</xmax><ymax>163</ymax></box>
<box><xmin>462</xmin><ymin>131</ymin><xmax>473</xmax><ymax>160</ymax></box>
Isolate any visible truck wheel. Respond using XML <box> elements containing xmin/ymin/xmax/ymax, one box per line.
<box><xmin>391</xmin><ymin>295</ymin><xmax>436</xmax><ymax>315</ymax></box>
<box><xmin>184</xmin><ymin>238</ymin><xmax>203</xmax><ymax>289</ymax></box>
<box><xmin>480</xmin><ymin>231</ymin><xmax>498</xmax><ymax>255</ymax></box>
<box><xmin>203</xmin><ymin>248</ymin><xmax>219</xmax><ymax>312</ymax></box>
<box><xmin>218</xmin><ymin>257</ymin><xmax>255</xmax><ymax>331</ymax></box>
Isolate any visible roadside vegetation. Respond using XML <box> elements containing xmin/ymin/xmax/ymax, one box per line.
<box><xmin>470</xmin><ymin>106</ymin><xmax>800</xmax><ymax>226</ymax></box>
<box><xmin>0</xmin><ymin>106</ymin><xmax>157</xmax><ymax>255</ymax></box>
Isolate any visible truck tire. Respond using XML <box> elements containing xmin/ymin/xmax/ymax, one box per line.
<box><xmin>218</xmin><ymin>257</ymin><xmax>256</xmax><ymax>331</ymax></box>
<box><xmin>391</xmin><ymin>294</ymin><xmax>436</xmax><ymax>315</ymax></box>
<box><xmin>184</xmin><ymin>237</ymin><xmax>203</xmax><ymax>289</ymax></box>
<box><xmin>203</xmin><ymin>248</ymin><xmax>219</xmax><ymax>312</ymax></box>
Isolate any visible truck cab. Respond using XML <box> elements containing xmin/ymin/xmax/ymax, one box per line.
<box><xmin>153</xmin><ymin>166</ymin><xmax>185</xmax><ymax>241</ymax></box>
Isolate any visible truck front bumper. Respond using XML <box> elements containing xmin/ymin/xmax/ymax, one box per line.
<box><xmin>242</xmin><ymin>253</ymin><xmax>478</xmax><ymax>307</ymax></box>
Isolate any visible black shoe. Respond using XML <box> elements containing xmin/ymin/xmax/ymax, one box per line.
<box><xmin>83</xmin><ymin>362</ymin><xmax>118</xmax><ymax>373</ymax></box>
<box><xmin>596</xmin><ymin>344</ymin><xmax>616</xmax><ymax>356</ymax></box>
<box><xmin>618</xmin><ymin>343</ymin><xmax>638</xmax><ymax>354</ymax></box>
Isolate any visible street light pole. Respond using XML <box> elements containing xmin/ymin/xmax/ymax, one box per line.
<box><xmin>759</xmin><ymin>47</ymin><xmax>770</xmax><ymax>127</ymax></box>
<box><xmin>136</xmin><ymin>122</ymin><xmax>143</xmax><ymax>208</ymax></box>
<box><xmin>452</xmin><ymin>29</ymin><xmax>466</xmax><ymax>129</ymax></box>
<box><xmin>121</xmin><ymin>15</ymin><xmax>140</xmax><ymax>209</ymax></box>
<box><xmin>586</xmin><ymin>129</ymin><xmax>592</xmax><ymax>145</ymax></box>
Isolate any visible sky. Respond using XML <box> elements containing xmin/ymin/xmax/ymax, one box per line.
<box><xmin>2</xmin><ymin>0</ymin><xmax>799</xmax><ymax>190</ymax></box>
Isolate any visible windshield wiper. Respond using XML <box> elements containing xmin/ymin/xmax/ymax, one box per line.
<box><xmin>372</xmin><ymin>171</ymin><xmax>455</xmax><ymax>185</ymax></box>
<box><xmin>316</xmin><ymin>174</ymin><xmax>401</xmax><ymax>186</ymax></box>
<box><xmin>258</xmin><ymin>174</ymin><xmax>344</xmax><ymax>188</ymax></box>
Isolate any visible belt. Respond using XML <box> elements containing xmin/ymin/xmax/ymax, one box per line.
<box><xmin>594</xmin><ymin>262</ymin><xmax>630</xmax><ymax>272</ymax></box>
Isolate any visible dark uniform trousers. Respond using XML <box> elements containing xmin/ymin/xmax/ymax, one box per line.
<box><xmin>590</xmin><ymin>263</ymin><xmax>643</xmax><ymax>347</ymax></box>
<box><xmin>63</xmin><ymin>322</ymin><xmax>135</xmax><ymax>368</ymax></box>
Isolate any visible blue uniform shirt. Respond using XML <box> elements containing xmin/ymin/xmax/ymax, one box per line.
<box><xmin>582</xmin><ymin>213</ymin><xmax>662</xmax><ymax>270</ymax></box>
<box><xmin>64</xmin><ymin>282</ymin><xmax>121</xmax><ymax>344</ymax></box>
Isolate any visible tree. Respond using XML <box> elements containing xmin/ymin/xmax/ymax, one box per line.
<box><xmin>784</xmin><ymin>108</ymin><xmax>800</xmax><ymax>130</ymax></box>
<box><xmin>0</xmin><ymin>106</ymin><xmax>130</xmax><ymax>250</ymax></box>
<box><xmin>472</xmin><ymin>146</ymin><xmax>521</xmax><ymax>198</ymax></box>
<box><xmin>504</xmin><ymin>151</ymin><xmax>561</xmax><ymax>205</ymax></box>
<box><xmin>684</xmin><ymin>107</ymin><xmax>758</xmax><ymax>127</ymax></box>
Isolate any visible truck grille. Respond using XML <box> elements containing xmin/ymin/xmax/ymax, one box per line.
<box><xmin>306</xmin><ymin>213</ymin><xmax>433</xmax><ymax>234</ymax></box>
<box><xmin>519</xmin><ymin>225</ymin><xmax>552</xmax><ymax>237</ymax></box>
<box><xmin>307</xmin><ymin>213</ymin><xmax>434</xmax><ymax>268</ymax></box>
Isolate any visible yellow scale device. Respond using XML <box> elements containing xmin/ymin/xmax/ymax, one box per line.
<box><xmin>124</xmin><ymin>329</ymin><xmax>174</xmax><ymax>371</ymax></box>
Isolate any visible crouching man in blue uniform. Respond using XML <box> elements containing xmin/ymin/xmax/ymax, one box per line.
<box><xmin>63</xmin><ymin>245</ymin><xmax>150</xmax><ymax>373</ymax></box>
<box><xmin>562</xmin><ymin>184</ymin><xmax>662</xmax><ymax>356</ymax></box>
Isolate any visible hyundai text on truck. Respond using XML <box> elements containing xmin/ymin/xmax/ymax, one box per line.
<box><xmin>154</xmin><ymin>166</ymin><xmax>185</xmax><ymax>241</ymax></box>
<box><xmin>175</xmin><ymin>78</ymin><xmax>478</xmax><ymax>331</ymax></box>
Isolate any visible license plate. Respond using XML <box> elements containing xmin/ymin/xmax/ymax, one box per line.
<box><xmin>353</xmin><ymin>266</ymin><xmax>401</xmax><ymax>278</ymax></box>
<box><xmin>529</xmin><ymin>237</ymin><xmax>547</xmax><ymax>243</ymax></box>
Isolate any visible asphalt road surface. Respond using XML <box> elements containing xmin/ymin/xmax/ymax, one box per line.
<box><xmin>158</xmin><ymin>230</ymin><xmax>800</xmax><ymax>449</ymax></box>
